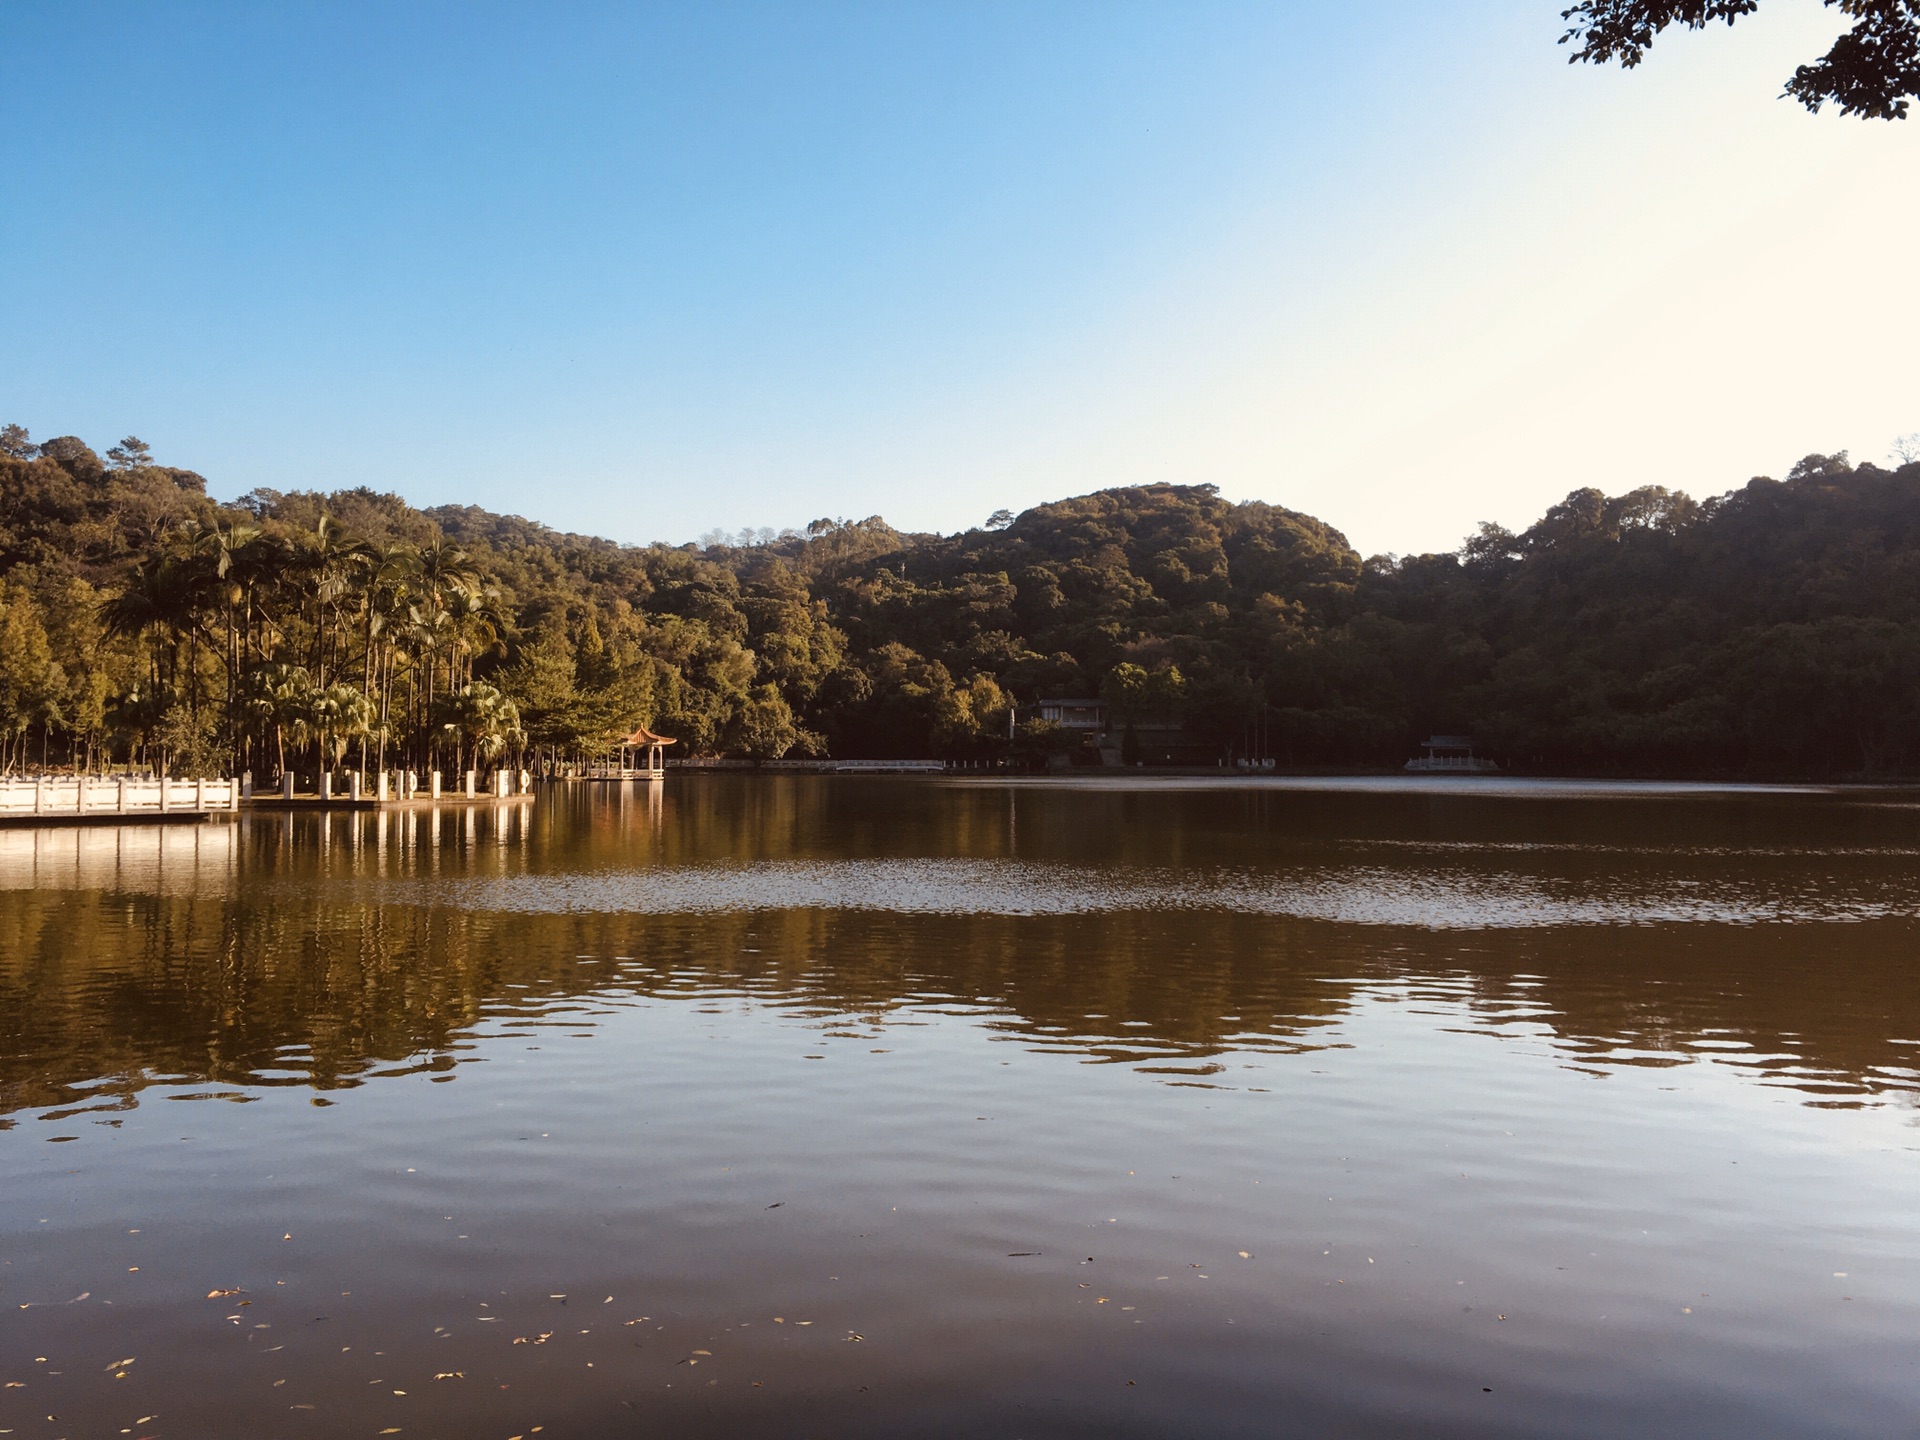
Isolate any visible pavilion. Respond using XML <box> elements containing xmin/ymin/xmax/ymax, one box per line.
<box><xmin>614</xmin><ymin>724</ymin><xmax>676</xmax><ymax>779</ymax></box>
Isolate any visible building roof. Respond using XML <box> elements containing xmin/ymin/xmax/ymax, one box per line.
<box><xmin>619</xmin><ymin>725</ymin><xmax>678</xmax><ymax>746</ymax></box>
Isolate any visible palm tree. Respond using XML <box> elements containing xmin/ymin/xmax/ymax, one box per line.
<box><xmin>438</xmin><ymin>681</ymin><xmax>523</xmax><ymax>778</ymax></box>
<box><xmin>356</xmin><ymin>543</ymin><xmax>419</xmax><ymax>770</ymax></box>
<box><xmin>185</xmin><ymin>519</ymin><xmax>262</xmax><ymax>759</ymax></box>
<box><xmin>242</xmin><ymin>662</ymin><xmax>313</xmax><ymax>782</ymax></box>
<box><xmin>308</xmin><ymin>682</ymin><xmax>379</xmax><ymax>774</ymax></box>
<box><xmin>296</xmin><ymin>516</ymin><xmax>372</xmax><ymax>686</ymax></box>
<box><xmin>405</xmin><ymin>602</ymin><xmax>457</xmax><ymax>768</ymax></box>
<box><xmin>446</xmin><ymin>584</ymin><xmax>508</xmax><ymax>690</ymax></box>
<box><xmin>100</xmin><ymin>555</ymin><xmax>198</xmax><ymax>697</ymax></box>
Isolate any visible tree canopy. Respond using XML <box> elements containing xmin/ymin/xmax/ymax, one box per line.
<box><xmin>1562</xmin><ymin>0</ymin><xmax>1920</xmax><ymax>119</ymax></box>
<box><xmin>4</xmin><ymin>421</ymin><xmax>1920</xmax><ymax>778</ymax></box>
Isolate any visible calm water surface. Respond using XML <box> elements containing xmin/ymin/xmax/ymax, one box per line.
<box><xmin>2</xmin><ymin>777</ymin><xmax>1918</xmax><ymax>1438</ymax></box>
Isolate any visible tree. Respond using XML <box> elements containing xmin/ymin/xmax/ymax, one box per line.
<box><xmin>153</xmin><ymin>703</ymin><xmax>223</xmax><ymax>777</ymax></box>
<box><xmin>1561</xmin><ymin>1</ymin><xmax>1920</xmax><ymax>120</ymax></box>
<box><xmin>0</xmin><ymin>424</ymin><xmax>36</xmax><ymax>460</ymax></box>
<box><xmin>308</xmin><ymin>683</ymin><xmax>378</xmax><ymax>771</ymax></box>
<box><xmin>0</xmin><ymin>582</ymin><xmax>63</xmax><ymax>772</ymax></box>
<box><xmin>99</xmin><ymin>555</ymin><xmax>198</xmax><ymax>697</ymax></box>
<box><xmin>44</xmin><ymin>576</ymin><xmax>113</xmax><ymax>771</ymax></box>
<box><xmin>730</xmin><ymin>684</ymin><xmax>800</xmax><ymax>762</ymax></box>
<box><xmin>106</xmin><ymin>436</ymin><xmax>154</xmax><ymax>469</ymax></box>
<box><xmin>243</xmin><ymin>662</ymin><xmax>314</xmax><ymax>780</ymax></box>
<box><xmin>497</xmin><ymin>630</ymin><xmax>580</xmax><ymax>750</ymax></box>
<box><xmin>439</xmin><ymin>681</ymin><xmax>522</xmax><ymax>775</ymax></box>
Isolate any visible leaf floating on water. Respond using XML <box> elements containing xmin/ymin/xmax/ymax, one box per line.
<box><xmin>766</xmin><ymin>1203</ymin><xmax>783</xmax><ymax>1210</ymax></box>
<box><xmin>433</xmin><ymin>1372</ymin><xmax>464</xmax><ymax>1380</ymax></box>
<box><xmin>1238</xmin><ymin>1251</ymin><xmax>1252</xmax><ymax>1259</ymax></box>
<box><xmin>1007</xmin><ymin>1252</ymin><xmax>1039</xmax><ymax>1257</ymax></box>
<box><xmin>844</xmin><ymin>1333</ymin><xmax>864</xmax><ymax>1342</ymax></box>
<box><xmin>19</xmin><ymin>1291</ymin><xmax>92</xmax><ymax>1309</ymax></box>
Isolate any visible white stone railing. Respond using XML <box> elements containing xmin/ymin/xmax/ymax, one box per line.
<box><xmin>0</xmin><ymin>776</ymin><xmax>239</xmax><ymax>818</ymax></box>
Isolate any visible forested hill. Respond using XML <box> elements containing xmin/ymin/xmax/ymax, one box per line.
<box><xmin>1</xmin><ymin>423</ymin><xmax>1918</xmax><ymax>778</ymax></box>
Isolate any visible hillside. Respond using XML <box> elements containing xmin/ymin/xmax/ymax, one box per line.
<box><xmin>2</xmin><ymin>422</ymin><xmax>1917</xmax><ymax>777</ymax></box>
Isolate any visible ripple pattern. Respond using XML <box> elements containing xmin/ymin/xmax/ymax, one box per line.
<box><xmin>379</xmin><ymin>858</ymin><xmax>1920</xmax><ymax>928</ymax></box>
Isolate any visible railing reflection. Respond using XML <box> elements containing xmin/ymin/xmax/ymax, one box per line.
<box><xmin>0</xmin><ymin>820</ymin><xmax>237</xmax><ymax>894</ymax></box>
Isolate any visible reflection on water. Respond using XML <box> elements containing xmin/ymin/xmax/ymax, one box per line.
<box><xmin>3</xmin><ymin>778</ymin><xmax>1919</xmax><ymax>1438</ymax></box>
<box><xmin>5</xmin><ymin>781</ymin><xmax>1919</xmax><ymax>1118</ymax></box>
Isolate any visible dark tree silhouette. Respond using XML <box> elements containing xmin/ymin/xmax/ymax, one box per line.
<box><xmin>1562</xmin><ymin>0</ymin><xmax>1920</xmax><ymax>119</ymax></box>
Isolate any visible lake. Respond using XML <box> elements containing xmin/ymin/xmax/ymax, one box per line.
<box><xmin>2</xmin><ymin>775</ymin><xmax>1918</xmax><ymax>1438</ymax></box>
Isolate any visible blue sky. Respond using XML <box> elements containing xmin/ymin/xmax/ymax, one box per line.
<box><xmin>2</xmin><ymin>1</ymin><xmax>1914</xmax><ymax>555</ymax></box>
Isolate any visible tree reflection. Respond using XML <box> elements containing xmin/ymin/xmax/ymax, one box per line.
<box><xmin>3</xmin><ymin>780</ymin><xmax>1918</xmax><ymax>1122</ymax></box>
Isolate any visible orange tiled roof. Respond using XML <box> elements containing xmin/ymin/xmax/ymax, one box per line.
<box><xmin>618</xmin><ymin>725</ymin><xmax>677</xmax><ymax>746</ymax></box>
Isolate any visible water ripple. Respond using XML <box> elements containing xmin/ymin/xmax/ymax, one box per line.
<box><xmin>372</xmin><ymin>859</ymin><xmax>1918</xmax><ymax>928</ymax></box>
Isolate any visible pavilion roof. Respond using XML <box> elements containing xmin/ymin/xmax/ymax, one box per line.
<box><xmin>619</xmin><ymin>724</ymin><xmax>677</xmax><ymax>746</ymax></box>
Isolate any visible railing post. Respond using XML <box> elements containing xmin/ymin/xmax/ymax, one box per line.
<box><xmin>464</xmin><ymin>769</ymin><xmax>476</xmax><ymax>798</ymax></box>
<box><xmin>195</xmin><ymin>778</ymin><xmax>207</xmax><ymax>811</ymax></box>
<box><xmin>76</xmin><ymin>774</ymin><xmax>88</xmax><ymax>815</ymax></box>
<box><xmin>282</xmin><ymin>771</ymin><xmax>295</xmax><ymax>800</ymax></box>
<box><xmin>159</xmin><ymin>777</ymin><xmax>169</xmax><ymax>813</ymax></box>
<box><xmin>430</xmin><ymin>770</ymin><xmax>442</xmax><ymax>799</ymax></box>
<box><xmin>349</xmin><ymin>771</ymin><xmax>363</xmax><ymax>802</ymax></box>
<box><xmin>241</xmin><ymin>771</ymin><xmax>253</xmax><ymax>801</ymax></box>
<box><xmin>117</xmin><ymin>777</ymin><xmax>128</xmax><ymax>813</ymax></box>
<box><xmin>320</xmin><ymin>771</ymin><xmax>333</xmax><ymax>801</ymax></box>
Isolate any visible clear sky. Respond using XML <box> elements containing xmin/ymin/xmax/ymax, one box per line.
<box><xmin>2</xmin><ymin>1</ymin><xmax>1914</xmax><ymax>557</ymax></box>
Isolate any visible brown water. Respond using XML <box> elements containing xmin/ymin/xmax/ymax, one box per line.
<box><xmin>2</xmin><ymin>776</ymin><xmax>1918</xmax><ymax>1439</ymax></box>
